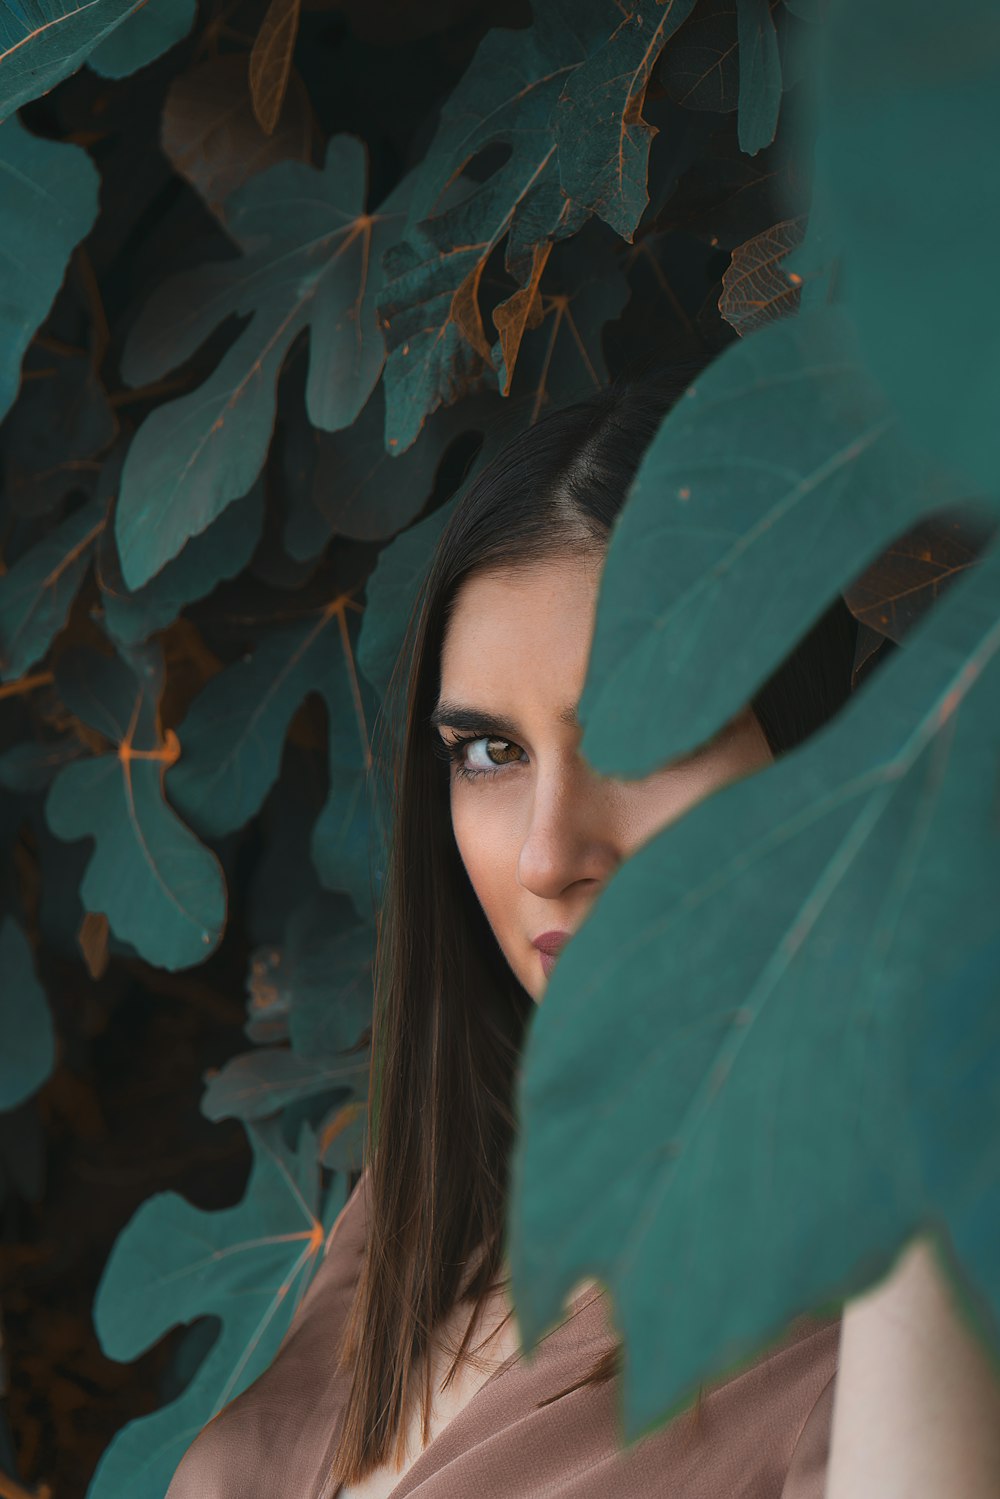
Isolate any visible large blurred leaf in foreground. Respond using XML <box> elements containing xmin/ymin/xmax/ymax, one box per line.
<box><xmin>0</xmin><ymin>116</ymin><xmax>99</xmax><ymax>420</ymax></box>
<box><xmin>814</xmin><ymin>0</ymin><xmax>1000</xmax><ymax>491</ymax></box>
<box><xmin>511</xmin><ymin>538</ymin><xmax>1000</xmax><ymax>1441</ymax></box>
<box><xmin>577</xmin><ymin>307</ymin><xmax>979</xmax><ymax>778</ymax></box>
<box><xmin>44</xmin><ymin>639</ymin><xmax>227</xmax><ymax>970</ymax></box>
<box><xmin>89</xmin><ymin>1117</ymin><xmax>346</xmax><ymax>1499</ymax></box>
<box><xmin>116</xmin><ymin>135</ymin><xmax>408</xmax><ymax>590</ymax></box>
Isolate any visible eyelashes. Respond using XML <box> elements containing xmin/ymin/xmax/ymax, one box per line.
<box><xmin>432</xmin><ymin>730</ymin><xmax>525</xmax><ymax>783</ymax></box>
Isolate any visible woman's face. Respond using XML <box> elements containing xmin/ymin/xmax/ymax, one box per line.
<box><xmin>433</xmin><ymin>552</ymin><xmax>774</xmax><ymax>1002</ymax></box>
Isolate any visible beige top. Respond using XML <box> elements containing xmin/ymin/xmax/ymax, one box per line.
<box><xmin>165</xmin><ymin>1170</ymin><xmax>840</xmax><ymax>1499</ymax></box>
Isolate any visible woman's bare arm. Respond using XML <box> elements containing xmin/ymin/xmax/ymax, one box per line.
<box><xmin>826</xmin><ymin>1235</ymin><xmax>1000</xmax><ymax>1499</ymax></box>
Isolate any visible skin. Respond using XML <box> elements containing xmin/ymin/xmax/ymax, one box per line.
<box><xmin>434</xmin><ymin>551</ymin><xmax>773</xmax><ymax>1003</ymax></box>
<box><xmin>434</xmin><ymin>550</ymin><xmax>1000</xmax><ymax>1494</ymax></box>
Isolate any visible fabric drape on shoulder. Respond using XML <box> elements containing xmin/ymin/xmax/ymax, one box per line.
<box><xmin>165</xmin><ymin>1171</ymin><xmax>839</xmax><ymax>1499</ymax></box>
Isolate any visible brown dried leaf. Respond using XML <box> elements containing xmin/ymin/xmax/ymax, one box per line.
<box><xmin>718</xmin><ymin>215</ymin><xmax>806</xmax><ymax>336</ymax></box>
<box><xmin>162</xmin><ymin>54</ymin><xmax>314</xmax><ymax>220</ymax></box>
<box><xmin>844</xmin><ymin>506</ymin><xmax>998</xmax><ymax>644</ymax></box>
<box><xmin>249</xmin><ymin>0</ymin><xmax>303</xmax><ymax>137</ymax></box>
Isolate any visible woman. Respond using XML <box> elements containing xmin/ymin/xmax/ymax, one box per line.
<box><xmin>165</xmin><ymin>377</ymin><xmax>1000</xmax><ymax>1499</ymax></box>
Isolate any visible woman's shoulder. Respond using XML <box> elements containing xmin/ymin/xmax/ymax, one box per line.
<box><xmin>164</xmin><ymin>1169</ymin><xmax>370</xmax><ymax>1499</ymax></box>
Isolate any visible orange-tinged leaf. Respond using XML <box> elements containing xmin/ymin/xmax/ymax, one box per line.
<box><xmin>719</xmin><ymin>216</ymin><xmax>806</xmax><ymax>335</ymax></box>
<box><xmin>249</xmin><ymin>0</ymin><xmax>302</xmax><ymax>136</ymax></box>
<box><xmin>493</xmin><ymin>241</ymin><xmax>551</xmax><ymax>397</ymax></box>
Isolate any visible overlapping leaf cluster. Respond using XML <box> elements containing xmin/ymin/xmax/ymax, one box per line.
<box><xmin>0</xmin><ymin>0</ymin><xmax>995</xmax><ymax>1492</ymax></box>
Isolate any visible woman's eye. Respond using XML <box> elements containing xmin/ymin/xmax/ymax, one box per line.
<box><xmin>436</xmin><ymin>733</ymin><xmax>525</xmax><ymax>781</ymax></box>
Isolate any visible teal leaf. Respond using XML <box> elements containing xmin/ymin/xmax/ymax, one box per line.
<box><xmin>659</xmin><ymin>0</ymin><xmax>741</xmax><ymax>114</ymax></box>
<box><xmin>511</xmin><ymin>537</ymin><xmax>1000</xmax><ymax>1440</ymax></box>
<box><xmin>0</xmin><ymin>916</ymin><xmax>55</xmax><ymax>1110</ymax></box>
<box><xmin>43</xmin><ymin>639</ymin><xmax>227</xmax><ymax>971</ymax></box>
<box><xmin>377</xmin><ymin>2</ymin><xmax>612</xmax><ymax>450</ymax></box>
<box><xmin>736</xmin><ymin>0</ymin><xmax>782</xmax><ymax>156</ymax></box>
<box><xmin>908</xmin><ymin>934</ymin><xmax>1000</xmax><ymax>1327</ymax></box>
<box><xmin>116</xmin><ymin>135</ymin><xmax>408</xmax><ymax>591</ymax></box>
<box><xmin>0</xmin><ymin>117</ymin><xmax>99</xmax><ymax>422</ymax></box>
<box><xmin>0</xmin><ymin>0</ymin><xmax>146</xmax><ymax>115</ymax></box>
<box><xmin>87</xmin><ymin>0</ymin><xmax>196</xmax><ymax>78</ymax></box>
<box><xmin>99</xmin><ymin>450</ymin><xmax>266</xmax><ymax>647</ymax></box>
<box><xmin>205</xmin><ymin>896</ymin><xmax>373</xmax><ymax>1122</ymax></box>
<box><xmin>284</xmin><ymin>896</ymin><xmax>372</xmax><ymax>1061</ymax></box>
<box><xmin>0</xmin><ymin>493</ymin><xmax>106</xmax><ymax>680</ymax></box>
<box><xmin>357</xmin><ymin>498</ymin><xmax>457</xmax><ymax>706</ymax></box>
<box><xmin>166</xmin><ymin>600</ymin><xmax>378</xmax><ymax>918</ymax></box>
<box><xmin>813</xmin><ymin>0</ymin><xmax>1000</xmax><ymax>492</ymax></box>
<box><xmin>282</xmin><ymin>381</ymin><xmax>501</xmax><ymax>561</ymax></box>
<box><xmin>317</xmin><ymin>1096</ymin><xmax>366</xmax><ymax>1173</ymax></box>
<box><xmin>89</xmin><ymin>1116</ymin><xmax>347</xmax><ymax>1499</ymax></box>
<box><xmin>576</xmin><ymin>307</ymin><xmax>981</xmax><ymax>778</ymax></box>
<box><xmin>553</xmin><ymin>0</ymin><xmax>697</xmax><ymax>239</ymax></box>
<box><xmin>202</xmin><ymin>1048</ymin><xmax>366</xmax><ymax>1121</ymax></box>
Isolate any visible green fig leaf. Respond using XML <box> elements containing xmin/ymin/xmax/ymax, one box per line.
<box><xmin>0</xmin><ymin>0</ymin><xmax>146</xmax><ymax>115</ymax></box>
<box><xmin>43</xmin><ymin>639</ymin><xmax>227</xmax><ymax>971</ymax></box>
<box><xmin>552</xmin><ymin>0</ymin><xmax>697</xmax><ymax>240</ymax></box>
<box><xmin>166</xmin><ymin>598</ymin><xmax>379</xmax><ymax>919</ymax></box>
<box><xmin>89</xmin><ymin>1116</ymin><xmax>347</xmax><ymax>1499</ymax></box>
<box><xmin>512</xmin><ymin>537</ymin><xmax>1000</xmax><ymax>1440</ymax></box>
<box><xmin>116</xmin><ymin>135</ymin><xmax>409</xmax><ymax>590</ymax></box>
<box><xmin>99</xmin><ymin>451</ymin><xmax>266</xmax><ymax>648</ymax></box>
<box><xmin>0</xmin><ymin>117</ymin><xmax>99</xmax><ymax>421</ymax></box>
<box><xmin>813</xmin><ymin>0</ymin><xmax>1000</xmax><ymax>493</ymax></box>
<box><xmin>577</xmin><ymin>307</ymin><xmax>984</xmax><ymax>778</ymax></box>
<box><xmin>377</xmin><ymin>1</ymin><xmax>617</xmax><ymax>451</ymax></box>
<box><xmin>0</xmin><ymin>493</ymin><xmax>107</xmax><ymax>680</ymax></box>
<box><xmin>87</xmin><ymin>0</ymin><xmax>197</xmax><ymax>79</ymax></box>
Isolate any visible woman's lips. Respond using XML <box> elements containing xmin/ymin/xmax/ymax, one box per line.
<box><xmin>532</xmin><ymin>931</ymin><xmax>570</xmax><ymax>978</ymax></box>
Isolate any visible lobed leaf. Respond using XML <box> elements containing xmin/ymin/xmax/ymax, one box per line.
<box><xmin>553</xmin><ymin>0</ymin><xmax>697</xmax><ymax>240</ymax></box>
<box><xmin>87</xmin><ymin>0</ymin><xmax>197</xmax><ymax>79</ymax></box>
<box><xmin>576</xmin><ymin>307</ymin><xmax>983</xmax><ymax>778</ymax></box>
<box><xmin>116</xmin><ymin>135</ymin><xmax>409</xmax><ymax>590</ymax></box>
<box><xmin>89</xmin><ymin>1117</ymin><xmax>347</xmax><ymax>1499</ymax></box>
<box><xmin>0</xmin><ymin>117</ymin><xmax>99</xmax><ymax>422</ymax></box>
<box><xmin>813</xmin><ymin>0</ymin><xmax>1000</xmax><ymax>492</ymax></box>
<box><xmin>377</xmin><ymin>1</ymin><xmax>613</xmax><ymax>450</ymax></box>
<box><xmin>0</xmin><ymin>0</ymin><xmax>146</xmax><ymax>114</ymax></box>
<box><xmin>0</xmin><ymin>493</ymin><xmax>107</xmax><ymax>680</ymax></box>
<box><xmin>44</xmin><ymin>638</ymin><xmax>227</xmax><ymax>971</ymax></box>
<box><xmin>98</xmin><ymin>449</ymin><xmax>266</xmax><ymax>647</ymax></box>
<box><xmin>512</xmin><ymin>535</ymin><xmax>1000</xmax><ymax>1439</ymax></box>
<box><xmin>166</xmin><ymin>597</ymin><xmax>380</xmax><ymax>920</ymax></box>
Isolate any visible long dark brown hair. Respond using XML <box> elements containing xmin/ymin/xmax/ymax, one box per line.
<box><xmin>330</xmin><ymin>373</ymin><xmax>861</xmax><ymax>1487</ymax></box>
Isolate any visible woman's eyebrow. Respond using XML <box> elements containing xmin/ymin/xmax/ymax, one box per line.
<box><xmin>429</xmin><ymin>701</ymin><xmax>580</xmax><ymax>735</ymax></box>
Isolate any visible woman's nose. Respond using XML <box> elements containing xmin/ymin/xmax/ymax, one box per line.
<box><xmin>515</xmin><ymin>763</ymin><xmax>620</xmax><ymax>900</ymax></box>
